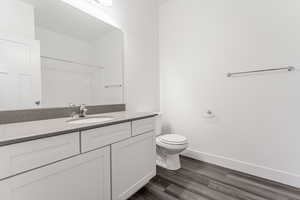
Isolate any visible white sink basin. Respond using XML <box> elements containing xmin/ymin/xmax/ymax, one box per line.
<box><xmin>68</xmin><ymin>117</ymin><xmax>114</xmax><ymax>124</ymax></box>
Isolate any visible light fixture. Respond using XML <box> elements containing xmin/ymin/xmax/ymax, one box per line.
<box><xmin>87</xmin><ymin>0</ymin><xmax>112</xmax><ymax>7</ymax></box>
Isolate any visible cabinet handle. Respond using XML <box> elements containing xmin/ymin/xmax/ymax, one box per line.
<box><xmin>35</xmin><ymin>101</ymin><xmax>41</xmax><ymax>106</ymax></box>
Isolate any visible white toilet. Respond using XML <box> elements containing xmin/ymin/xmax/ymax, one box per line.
<box><xmin>155</xmin><ymin>114</ymin><xmax>188</xmax><ymax>170</ymax></box>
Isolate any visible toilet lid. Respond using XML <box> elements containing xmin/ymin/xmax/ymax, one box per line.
<box><xmin>158</xmin><ymin>134</ymin><xmax>188</xmax><ymax>145</ymax></box>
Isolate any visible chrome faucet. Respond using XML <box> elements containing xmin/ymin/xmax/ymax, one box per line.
<box><xmin>79</xmin><ymin>104</ymin><xmax>88</xmax><ymax>118</ymax></box>
<box><xmin>69</xmin><ymin>103</ymin><xmax>78</xmax><ymax>118</ymax></box>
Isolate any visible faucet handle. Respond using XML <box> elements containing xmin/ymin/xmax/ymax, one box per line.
<box><xmin>70</xmin><ymin>111</ymin><xmax>78</xmax><ymax>119</ymax></box>
<box><xmin>69</xmin><ymin>103</ymin><xmax>77</xmax><ymax>107</ymax></box>
<box><xmin>79</xmin><ymin>104</ymin><xmax>88</xmax><ymax>117</ymax></box>
<box><xmin>83</xmin><ymin>108</ymin><xmax>88</xmax><ymax>116</ymax></box>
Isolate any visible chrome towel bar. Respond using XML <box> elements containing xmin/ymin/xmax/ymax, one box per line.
<box><xmin>227</xmin><ymin>66</ymin><xmax>295</xmax><ymax>77</ymax></box>
<box><xmin>105</xmin><ymin>84</ymin><xmax>122</xmax><ymax>88</ymax></box>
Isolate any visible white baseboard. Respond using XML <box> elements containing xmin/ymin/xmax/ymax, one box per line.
<box><xmin>182</xmin><ymin>148</ymin><xmax>300</xmax><ymax>188</ymax></box>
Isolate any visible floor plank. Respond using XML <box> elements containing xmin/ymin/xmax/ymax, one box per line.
<box><xmin>165</xmin><ymin>184</ymin><xmax>211</xmax><ymax>200</ymax></box>
<box><xmin>131</xmin><ymin>156</ymin><xmax>300</xmax><ymax>200</ymax></box>
<box><xmin>145</xmin><ymin>182</ymin><xmax>179</xmax><ymax>200</ymax></box>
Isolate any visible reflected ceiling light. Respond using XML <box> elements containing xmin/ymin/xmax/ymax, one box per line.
<box><xmin>87</xmin><ymin>0</ymin><xmax>112</xmax><ymax>7</ymax></box>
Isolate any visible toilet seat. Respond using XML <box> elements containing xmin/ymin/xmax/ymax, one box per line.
<box><xmin>157</xmin><ymin>134</ymin><xmax>188</xmax><ymax>145</ymax></box>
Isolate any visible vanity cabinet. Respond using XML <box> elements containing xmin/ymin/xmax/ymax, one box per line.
<box><xmin>0</xmin><ymin>116</ymin><xmax>156</xmax><ymax>200</ymax></box>
<box><xmin>0</xmin><ymin>133</ymin><xmax>80</xmax><ymax>179</ymax></box>
<box><xmin>111</xmin><ymin>131</ymin><xmax>156</xmax><ymax>200</ymax></box>
<box><xmin>0</xmin><ymin>147</ymin><xmax>111</xmax><ymax>200</ymax></box>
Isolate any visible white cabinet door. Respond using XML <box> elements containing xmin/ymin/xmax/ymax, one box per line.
<box><xmin>0</xmin><ymin>34</ymin><xmax>41</xmax><ymax>110</ymax></box>
<box><xmin>0</xmin><ymin>147</ymin><xmax>111</xmax><ymax>200</ymax></box>
<box><xmin>111</xmin><ymin>132</ymin><xmax>156</xmax><ymax>200</ymax></box>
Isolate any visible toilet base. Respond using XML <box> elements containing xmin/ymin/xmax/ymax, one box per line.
<box><xmin>156</xmin><ymin>153</ymin><xmax>181</xmax><ymax>170</ymax></box>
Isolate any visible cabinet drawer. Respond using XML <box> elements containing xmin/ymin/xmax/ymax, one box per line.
<box><xmin>81</xmin><ymin>123</ymin><xmax>131</xmax><ymax>153</ymax></box>
<box><xmin>0</xmin><ymin>133</ymin><xmax>80</xmax><ymax>179</ymax></box>
<box><xmin>131</xmin><ymin>117</ymin><xmax>155</xmax><ymax>136</ymax></box>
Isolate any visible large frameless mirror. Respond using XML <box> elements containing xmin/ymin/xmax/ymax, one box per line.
<box><xmin>0</xmin><ymin>0</ymin><xmax>124</xmax><ymax>110</ymax></box>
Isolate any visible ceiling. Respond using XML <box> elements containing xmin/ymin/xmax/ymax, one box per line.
<box><xmin>20</xmin><ymin>0</ymin><xmax>117</xmax><ymax>42</ymax></box>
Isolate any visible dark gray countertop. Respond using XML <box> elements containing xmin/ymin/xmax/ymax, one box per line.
<box><xmin>0</xmin><ymin>112</ymin><xmax>157</xmax><ymax>147</ymax></box>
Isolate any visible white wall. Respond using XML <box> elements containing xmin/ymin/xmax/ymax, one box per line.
<box><xmin>36</xmin><ymin>27</ymin><xmax>97</xmax><ymax>66</ymax></box>
<box><xmin>0</xmin><ymin>0</ymin><xmax>35</xmax><ymax>39</ymax></box>
<box><xmin>103</xmin><ymin>0</ymin><xmax>159</xmax><ymax>112</ymax></box>
<box><xmin>63</xmin><ymin>0</ymin><xmax>160</xmax><ymax>112</ymax></box>
<box><xmin>159</xmin><ymin>0</ymin><xmax>300</xmax><ymax>187</ymax></box>
<box><xmin>94</xmin><ymin>29</ymin><xmax>124</xmax><ymax>104</ymax></box>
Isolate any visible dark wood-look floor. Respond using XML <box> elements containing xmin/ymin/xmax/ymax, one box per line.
<box><xmin>129</xmin><ymin>156</ymin><xmax>300</xmax><ymax>200</ymax></box>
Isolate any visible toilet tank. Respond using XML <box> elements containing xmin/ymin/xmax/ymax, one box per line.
<box><xmin>155</xmin><ymin>113</ymin><xmax>162</xmax><ymax>136</ymax></box>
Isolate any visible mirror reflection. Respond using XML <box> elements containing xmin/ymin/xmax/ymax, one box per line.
<box><xmin>0</xmin><ymin>0</ymin><xmax>124</xmax><ymax>110</ymax></box>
